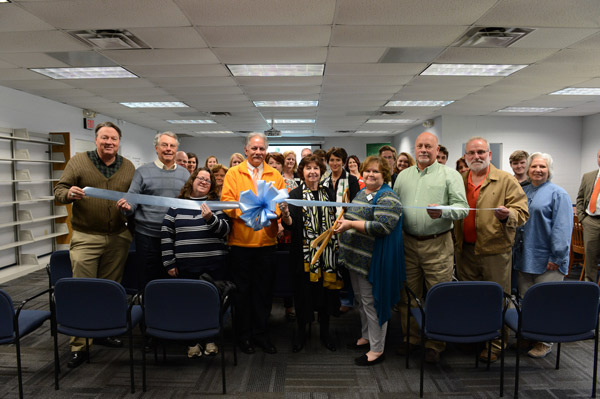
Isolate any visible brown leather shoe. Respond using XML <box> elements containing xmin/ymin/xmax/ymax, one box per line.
<box><xmin>479</xmin><ymin>348</ymin><xmax>498</xmax><ymax>363</ymax></box>
<box><xmin>424</xmin><ymin>348</ymin><xmax>440</xmax><ymax>364</ymax></box>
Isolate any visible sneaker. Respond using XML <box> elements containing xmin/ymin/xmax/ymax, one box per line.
<box><xmin>187</xmin><ymin>343</ymin><xmax>202</xmax><ymax>358</ymax></box>
<box><xmin>204</xmin><ymin>342</ymin><xmax>219</xmax><ymax>356</ymax></box>
<box><xmin>527</xmin><ymin>342</ymin><xmax>552</xmax><ymax>359</ymax></box>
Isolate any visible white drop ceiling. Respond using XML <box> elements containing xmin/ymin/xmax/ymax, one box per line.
<box><xmin>1</xmin><ymin>0</ymin><xmax>600</xmax><ymax>137</ymax></box>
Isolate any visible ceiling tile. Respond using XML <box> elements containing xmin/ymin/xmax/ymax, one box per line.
<box><xmin>434</xmin><ymin>47</ymin><xmax>559</xmax><ymax>64</ymax></box>
<box><xmin>324</xmin><ymin>63</ymin><xmax>426</xmax><ymax>76</ymax></box>
<box><xmin>0</xmin><ymin>52</ymin><xmax>71</xmax><ymax>68</ymax></box>
<box><xmin>200</xmin><ymin>26</ymin><xmax>331</xmax><ymax>47</ymax></box>
<box><xmin>176</xmin><ymin>0</ymin><xmax>336</xmax><ymax>25</ymax></box>
<box><xmin>18</xmin><ymin>0</ymin><xmax>190</xmax><ymax>29</ymax></box>
<box><xmin>0</xmin><ymin>31</ymin><xmax>88</xmax><ymax>52</ymax></box>
<box><xmin>326</xmin><ymin>47</ymin><xmax>387</xmax><ymax>63</ymax></box>
<box><xmin>127</xmin><ymin>64</ymin><xmax>230</xmax><ymax>78</ymax></box>
<box><xmin>127</xmin><ymin>27</ymin><xmax>208</xmax><ymax>49</ymax></box>
<box><xmin>99</xmin><ymin>49</ymin><xmax>220</xmax><ymax>65</ymax></box>
<box><xmin>212</xmin><ymin>47</ymin><xmax>327</xmax><ymax>64</ymax></box>
<box><xmin>331</xmin><ymin>25</ymin><xmax>469</xmax><ymax>47</ymax></box>
<box><xmin>0</xmin><ymin>4</ymin><xmax>55</xmax><ymax>32</ymax></box>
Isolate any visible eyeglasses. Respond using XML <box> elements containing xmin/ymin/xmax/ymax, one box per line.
<box><xmin>195</xmin><ymin>177</ymin><xmax>211</xmax><ymax>184</ymax></box>
<box><xmin>465</xmin><ymin>150</ymin><xmax>490</xmax><ymax>157</ymax></box>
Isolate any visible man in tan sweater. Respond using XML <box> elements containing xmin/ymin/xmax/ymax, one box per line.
<box><xmin>54</xmin><ymin>121</ymin><xmax>135</xmax><ymax>369</ymax></box>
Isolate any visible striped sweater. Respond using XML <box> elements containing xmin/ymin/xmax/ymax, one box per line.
<box><xmin>161</xmin><ymin>200</ymin><xmax>231</xmax><ymax>273</ymax></box>
<box><xmin>339</xmin><ymin>188</ymin><xmax>402</xmax><ymax>276</ymax></box>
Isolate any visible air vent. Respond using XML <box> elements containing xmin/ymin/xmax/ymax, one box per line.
<box><xmin>70</xmin><ymin>29</ymin><xmax>150</xmax><ymax>50</ymax></box>
<box><xmin>208</xmin><ymin>112</ymin><xmax>232</xmax><ymax>117</ymax></box>
<box><xmin>335</xmin><ymin>130</ymin><xmax>355</xmax><ymax>134</ymax></box>
<box><xmin>237</xmin><ymin>131</ymin><xmax>252</xmax><ymax>134</ymax></box>
<box><xmin>453</xmin><ymin>27</ymin><xmax>534</xmax><ymax>48</ymax></box>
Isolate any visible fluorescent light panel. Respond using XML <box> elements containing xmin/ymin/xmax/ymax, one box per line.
<box><xmin>253</xmin><ymin>101</ymin><xmax>318</xmax><ymax>107</ymax></box>
<box><xmin>120</xmin><ymin>102</ymin><xmax>188</xmax><ymax>108</ymax></box>
<box><xmin>366</xmin><ymin>119</ymin><xmax>416</xmax><ymax>124</ymax></box>
<box><xmin>30</xmin><ymin>67</ymin><xmax>137</xmax><ymax>79</ymax></box>
<box><xmin>386</xmin><ymin>100</ymin><xmax>454</xmax><ymax>107</ymax></box>
<box><xmin>421</xmin><ymin>63</ymin><xmax>527</xmax><ymax>76</ymax></box>
<box><xmin>227</xmin><ymin>64</ymin><xmax>324</xmax><ymax>77</ymax></box>
<box><xmin>550</xmin><ymin>88</ymin><xmax>600</xmax><ymax>95</ymax></box>
<box><xmin>497</xmin><ymin>107</ymin><xmax>563</xmax><ymax>113</ymax></box>
<box><xmin>166</xmin><ymin>120</ymin><xmax>216</xmax><ymax>124</ymax></box>
<box><xmin>267</xmin><ymin>119</ymin><xmax>315</xmax><ymax>124</ymax></box>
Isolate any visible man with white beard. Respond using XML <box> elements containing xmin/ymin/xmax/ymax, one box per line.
<box><xmin>453</xmin><ymin>136</ymin><xmax>528</xmax><ymax>363</ymax></box>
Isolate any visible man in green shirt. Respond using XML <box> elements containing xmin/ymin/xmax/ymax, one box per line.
<box><xmin>393</xmin><ymin>132</ymin><xmax>468</xmax><ymax>364</ymax></box>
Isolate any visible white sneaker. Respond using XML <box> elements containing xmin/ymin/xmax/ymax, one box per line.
<box><xmin>204</xmin><ymin>342</ymin><xmax>218</xmax><ymax>356</ymax></box>
<box><xmin>187</xmin><ymin>344</ymin><xmax>202</xmax><ymax>358</ymax></box>
<box><xmin>527</xmin><ymin>342</ymin><xmax>552</xmax><ymax>358</ymax></box>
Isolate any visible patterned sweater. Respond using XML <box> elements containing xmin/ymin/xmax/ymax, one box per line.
<box><xmin>339</xmin><ymin>189</ymin><xmax>402</xmax><ymax>276</ymax></box>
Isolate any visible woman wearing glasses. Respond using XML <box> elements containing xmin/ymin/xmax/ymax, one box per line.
<box><xmin>161</xmin><ymin>167</ymin><xmax>231</xmax><ymax>358</ymax></box>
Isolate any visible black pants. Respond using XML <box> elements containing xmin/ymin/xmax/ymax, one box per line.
<box><xmin>135</xmin><ymin>233</ymin><xmax>167</xmax><ymax>290</ymax></box>
<box><xmin>229</xmin><ymin>245</ymin><xmax>276</xmax><ymax>343</ymax></box>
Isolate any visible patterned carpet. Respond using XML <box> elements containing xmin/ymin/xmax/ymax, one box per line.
<box><xmin>0</xmin><ymin>267</ymin><xmax>596</xmax><ymax>398</ymax></box>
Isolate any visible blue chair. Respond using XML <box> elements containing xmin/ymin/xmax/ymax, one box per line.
<box><xmin>52</xmin><ymin>278</ymin><xmax>142</xmax><ymax>393</ymax></box>
<box><xmin>406</xmin><ymin>281</ymin><xmax>506</xmax><ymax>398</ymax></box>
<box><xmin>142</xmin><ymin>279</ymin><xmax>237</xmax><ymax>394</ymax></box>
<box><xmin>505</xmin><ymin>281</ymin><xmax>600</xmax><ymax>398</ymax></box>
<box><xmin>0</xmin><ymin>288</ymin><xmax>51</xmax><ymax>399</ymax></box>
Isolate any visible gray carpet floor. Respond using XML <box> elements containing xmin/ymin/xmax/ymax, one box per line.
<box><xmin>0</xmin><ymin>266</ymin><xmax>596</xmax><ymax>398</ymax></box>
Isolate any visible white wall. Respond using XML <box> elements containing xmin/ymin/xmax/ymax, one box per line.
<box><xmin>581</xmin><ymin>114</ymin><xmax>600</xmax><ymax>175</ymax></box>
<box><xmin>392</xmin><ymin>116</ymin><xmax>443</xmax><ymax>157</ymax></box>
<box><xmin>180</xmin><ymin>136</ymin><xmax>246</xmax><ymax>167</ymax></box>
<box><xmin>0</xmin><ymin>85</ymin><xmax>157</xmax><ymax>166</ymax></box>
<box><xmin>440</xmin><ymin>115</ymin><xmax>582</xmax><ymax>201</ymax></box>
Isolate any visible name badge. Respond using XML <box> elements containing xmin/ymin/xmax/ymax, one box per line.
<box><xmin>366</xmin><ymin>193</ymin><xmax>373</xmax><ymax>202</ymax></box>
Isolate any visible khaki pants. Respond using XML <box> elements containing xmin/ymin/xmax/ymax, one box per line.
<box><xmin>583</xmin><ymin>216</ymin><xmax>600</xmax><ymax>283</ymax></box>
<box><xmin>399</xmin><ymin>232</ymin><xmax>454</xmax><ymax>353</ymax></box>
<box><xmin>456</xmin><ymin>244</ymin><xmax>511</xmax><ymax>353</ymax></box>
<box><xmin>69</xmin><ymin>229</ymin><xmax>132</xmax><ymax>352</ymax></box>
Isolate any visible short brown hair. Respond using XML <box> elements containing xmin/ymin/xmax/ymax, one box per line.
<box><xmin>378</xmin><ymin>145</ymin><xmax>397</xmax><ymax>157</ymax></box>
<box><xmin>211</xmin><ymin>163</ymin><xmax>228</xmax><ymax>175</ymax></box>
<box><xmin>326</xmin><ymin>147</ymin><xmax>348</xmax><ymax>164</ymax></box>
<box><xmin>265</xmin><ymin>152</ymin><xmax>285</xmax><ymax>167</ymax></box>
<box><xmin>360</xmin><ymin>155</ymin><xmax>392</xmax><ymax>185</ymax></box>
<box><xmin>178</xmin><ymin>167</ymin><xmax>218</xmax><ymax>200</ymax></box>
<box><xmin>509</xmin><ymin>150</ymin><xmax>529</xmax><ymax>164</ymax></box>
<box><xmin>95</xmin><ymin>121</ymin><xmax>121</xmax><ymax>138</ymax></box>
<box><xmin>297</xmin><ymin>154</ymin><xmax>326</xmax><ymax>181</ymax></box>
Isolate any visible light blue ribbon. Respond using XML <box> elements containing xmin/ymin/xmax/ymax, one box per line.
<box><xmin>238</xmin><ymin>180</ymin><xmax>289</xmax><ymax>231</ymax></box>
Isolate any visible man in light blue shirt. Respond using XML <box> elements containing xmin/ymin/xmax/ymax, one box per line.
<box><xmin>393</xmin><ymin>132</ymin><xmax>468</xmax><ymax>364</ymax></box>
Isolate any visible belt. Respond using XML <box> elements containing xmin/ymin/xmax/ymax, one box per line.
<box><xmin>404</xmin><ymin>229</ymin><xmax>452</xmax><ymax>241</ymax></box>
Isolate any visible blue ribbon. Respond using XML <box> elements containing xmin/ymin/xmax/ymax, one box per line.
<box><xmin>238</xmin><ymin>180</ymin><xmax>289</xmax><ymax>231</ymax></box>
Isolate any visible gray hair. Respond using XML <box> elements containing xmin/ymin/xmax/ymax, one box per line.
<box><xmin>527</xmin><ymin>152</ymin><xmax>554</xmax><ymax>181</ymax></box>
<box><xmin>154</xmin><ymin>131</ymin><xmax>179</xmax><ymax>147</ymax></box>
<box><xmin>466</xmin><ymin>136</ymin><xmax>490</xmax><ymax>151</ymax></box>
<box><xmin>245</xmin><ymin>132</ymin><xmax>268</xmax><ymax>149</ymax></box>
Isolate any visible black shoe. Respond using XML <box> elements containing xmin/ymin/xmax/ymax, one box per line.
<box><xmin>254</xmin><ymin>339</ymin><xmax>277</xmax><ymax>354</ymax></box>
<box><xmin>239</xmin><ymin>340</ymin><xmax>255</xmax><ymax>354</ymax></box>
<box><xmin>321</xmin><ymin>337</ymin><xmax>336</xmax><ymax>352</ymax></box>
<box><xmin>292</xmin><ymin>339</ymin><xmax>305</xmax><ymax>353</ymax></box>
<box><xmin>95</xmin><ymin>337</ymin><xmax>123</xmax><ymax>348</ymax></box>
<box><xmin>285</xmin><ymin>310</ymin><xmax>296</xmax><ymax>323</ymax></box>
<box><xmin>346</xmin><ymin>340</ymin><xmax>370</xmax><ymax>350</ymax></box>
<box><xmin>354</xmin><ymin>353</ymin><xmax>385</xmax><ymax>366</ymax></box>
<box><xmin>67</xmin><ymin>351</ymin><xmax>88</xmax><ymax>369</ymax></box>
<box><xmin>395</xmin><ymin>342</ymin><xmax>419</xmax><ymax>356</ymax></box>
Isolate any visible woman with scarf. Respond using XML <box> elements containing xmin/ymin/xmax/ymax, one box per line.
<box><xmin>335</xmin><ymin>155</ymin><xmax>404</xmax><ymax>366</ymax></box>
<box><xmin>280</xmin><ymin>154</ymin><xmax>342</xmax><ymax>353</ymax></box>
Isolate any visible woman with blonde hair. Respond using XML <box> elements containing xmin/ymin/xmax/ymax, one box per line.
<box><xmin>229</xmin><ymin>153</ymin><xmax>244</xmax><ymax>167</ymax></box>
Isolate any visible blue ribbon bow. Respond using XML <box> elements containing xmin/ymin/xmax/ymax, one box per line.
<box><xmin>238</xmin><ymin>180</ymin><xmax>289</xmax><ymax>231</ymax></box>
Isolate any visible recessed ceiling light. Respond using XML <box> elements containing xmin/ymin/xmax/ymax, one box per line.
<box><xmin>267</xmin><ymin>119</ymin><xmax>316</xmax><ymax>124</ymax></box>
<box><xmin>30</xmin><ymin>67</ymin><xmax>137</xmax><ymax>79</ymax></box>
<box><xmin>497</xmin><ymin>107</ymin><xmax>563</xmax><ymax>113</ymax></box>
<box><xmin>195</xmin><ymin>131</ymin><xmax>234</xmax><ymax>134</ymax></box>
<box><xmin>355</xmin><ymin>131</ymin><xmax>393</xmax><ymax>134</ymax></box>
<box><xmin>253</xmin><ymin>101</ymin><xmax>318</xmax><ymax>107</ymax></box>
<box><xmin>166</xmin><ymin>120</ymin><xmax>216</xmax><ymax>124</ymax></box>
<box><xmin>421</xmin><ymin>63</ymin><xmax>527</xmax><ymax>76</ymax></box>
<box><xmin>550</xmin><ymin>88</ymin><xmax>600</xmax><ymax>95</ymax></box>
<box><xmin>227</xmin><ymin>64</ymin><xmax>324</xmax><ymax>77</ymax></box>
<box><xmin>120</xmin><ymin>102</ymin><xmax>188</xmax><ymax>108</ymax></box>
<box><xmin>385</xmin><ymin>100</ymin><xmax>454</xmax><ymax>107</ymax></box>
<box><xmin>366</xmin><ymin>119</ymin><xmax>416</xmax><ymax>124</ymax></box>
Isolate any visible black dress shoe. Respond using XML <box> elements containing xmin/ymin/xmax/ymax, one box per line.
<box><xmin>354</xmin><ymin>353</ymin><xmax>385</xmax><ymax>366</ymax></box>
<box><xmin>321</xmin><ymin>337</ymin><xmax>336</xmax><ymax>352</ymax></box>
<box><xmin>292</xmin><ymin>340</ymin><xmax>305</xmax><ymax>353</ymax></box>
<box><xmin>346</xmin><ymin>340</ymin><xmax>370</xmax><ymax>350</ymax></box>
<box><xmin>254</xmin><ymin>339</ymin><xmax>277</xmax><ymax>354</ymax></box>
<box><xmin>95</xmin><ymin>337</ymin><xmax>123</xmax><ymax>348</ymax></box>
<box><xmin>239</xmin><ymin>340</ymin><xmax>255</xmax><ymax>354</ymax></box>
<box><xmin>67</xmin><ymin>351</ymin><xmax>88</xmax><ymax>369</ymax></box>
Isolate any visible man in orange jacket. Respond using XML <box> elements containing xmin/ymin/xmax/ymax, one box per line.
<box><xmin>221</xmin><ymin>132</ymin><xmax>285</xmax><ymax>354</ymax></box>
